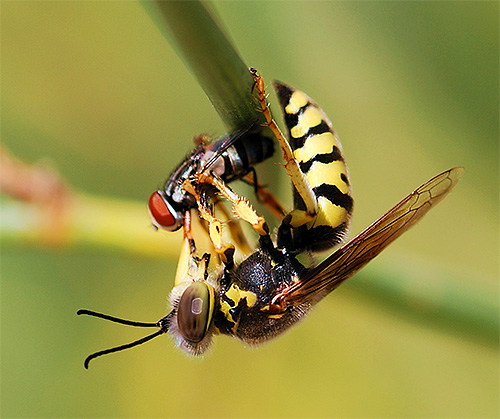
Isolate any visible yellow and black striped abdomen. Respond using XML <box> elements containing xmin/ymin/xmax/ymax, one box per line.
<box><xmin>274</xmin><ymin>81</ymin><xmax>353</xmax><ymax>252</ymax></box>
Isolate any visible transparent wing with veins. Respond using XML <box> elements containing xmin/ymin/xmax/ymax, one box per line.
<box><xmin>274</xmin><ymin>167</ymin><xmax>464</xmax><ymax>308</ymax></box>
<box><xmin>199</xmin><ymin>126</ymin><xmax>254</xmax><ymax>175</ymax></box>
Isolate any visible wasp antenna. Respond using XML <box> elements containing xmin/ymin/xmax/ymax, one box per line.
<box><xmin>83</xmin><ymin>330</ymin><xmax>164</xmax><ymax>369</ymax></box>
<box><xmin>77</xmin><ymin>309</ymin><xmax>158</xmax><ymax>328</ymax></box>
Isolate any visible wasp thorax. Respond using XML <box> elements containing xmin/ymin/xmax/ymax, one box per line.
<box><xmin>177</xmin><ymin>282</ymin><xmax>213</xmax><ymax>343</ymax></box>
<box><xmin>148</xmin><ymin>191</ymin><xmax>182</xmax><ymax>231</ymax></box>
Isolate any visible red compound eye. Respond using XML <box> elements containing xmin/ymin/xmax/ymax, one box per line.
<box><xmin>148</xmin><ymin>191</ymin><xmax>176</xmax><ymax>228</ymax></box>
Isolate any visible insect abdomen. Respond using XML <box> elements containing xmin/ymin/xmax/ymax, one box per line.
<box><xmin>209</xmin><ymin>132</ymin><xmax>274</xmax><ymax>183</ymax></box>
<box><xmin>274</xmin><ymin>81</ymin><xmax>353</xmax><ymax>251</ymax></box>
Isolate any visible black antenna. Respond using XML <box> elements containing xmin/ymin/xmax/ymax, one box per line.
<box><xmin>77</xmin><ymin>309</ymin><xmax>159</xmax><ymax>327</ymax></box>
<box><xmin>77</xmin><ymin>309</ymin><xmax>172</xmax><ymax>369</ymax></box>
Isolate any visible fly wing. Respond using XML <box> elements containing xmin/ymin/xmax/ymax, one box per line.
<box><xmin>277</xmin><ymin>167</ymin><xmax>464</xmax><ymax>308</ymax></box>
<box><xmin>200</xmin><ymin>126</ymin><xmax>254</xmax><ymax>173</ymax></box>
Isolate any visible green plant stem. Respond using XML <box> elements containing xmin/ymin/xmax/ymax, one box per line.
<box><xmin>140</xmin><ymin>0</ymin><xmax>257</xmax><ymax>131</ymax></box>
<box><xmin>0</xmin><ymin>195</ymin><xmax>181</xmax><ymax>259</ymax></box>
<box><xmin>352</xmin><ymin>261</ymin><xmax>499</xmax><ymax>348</ymax></box>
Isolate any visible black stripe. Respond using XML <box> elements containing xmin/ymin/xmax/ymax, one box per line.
<box><xmin>313</xmin><ymin>184</ymin><xmax>353</xmax><ymax>213</ymax></box>
<box><xmin>277</xmin><ymin>222</ymin><xmax>349</xmax><ymax>252</ymax></box>
<box><xmin>221</xmin><ymin>293</ymin><xmax>236</xmax><ymax>307</ymax></box>
<box><xmin>298</xmin><ymin>147</ymin><xmax>344</xmax><ymax>173</ymax></box>
<box><xmin>302</xmin><ymin>223</ymin><xmax>349</xmax><ymax>252</ymax></box>
<box><xmin>241</xmin><ymin>133</ymin><xmax>275</xmax><ymax>166</ymax></box>
<box><xmin>284</xmin><ymin>111</ymin><xmax>299</xmax><ymax>134</ymax></box>
<box><xmin>273</xmin><ymin>81</ymin><xmax>295</xmax><ymax>109</ymax></box>
<box><xmin>292</xmin><ymin>120</ymin><xmax>331</xmax><ymax>149</ymax></box>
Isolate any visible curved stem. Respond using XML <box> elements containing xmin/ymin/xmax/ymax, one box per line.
<box><xmin>141</xmin><ymin>0</ymin><xmax>257</xmax><ymax>131</ymax></box>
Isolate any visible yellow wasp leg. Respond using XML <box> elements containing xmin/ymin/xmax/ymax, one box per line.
<box><xmin>182</xmin><ymin>181</ymin><xmax>235</xmax><ymax>266</ymax></box>
<box><xmin>250</xmin><ymin>68</ymin><xmax>318</xmax><ymax>228</ymax></box>
<box><xmin>197</xmin><ymin>172</ymin><xmax>269</xmax><ymax>238</ymax></box>
<box><xmin>215</xmin><ymin>200</ymin><xmax>253</xmax><ymax>256</ymax></box>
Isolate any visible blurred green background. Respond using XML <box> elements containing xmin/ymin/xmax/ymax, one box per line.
<box><xmin>1</xmin><ymin>1</ymin><xmax>498</xmax><ymax>418</ymax></box>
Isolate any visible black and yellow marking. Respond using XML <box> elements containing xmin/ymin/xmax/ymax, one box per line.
<box><xmin>274</xmin><ymin>81</ymin><xmax>353</xmax><ymax>252</ymax></box>
<box><xmin>214</xmin><ymin>283</ymin><xmax>258</xmax><ymax>335</ymax></box>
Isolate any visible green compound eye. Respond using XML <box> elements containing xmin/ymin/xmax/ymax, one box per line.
<box><xmin>177</xmin><ymin>282</ymin><xmax>213</xmax><ymax>343</ymax></box>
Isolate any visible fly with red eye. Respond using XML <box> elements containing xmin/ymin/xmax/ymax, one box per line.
<box><xmin>147</xmin><ymin>128</ymin><xmax>275</xmax><ymax>233</ymax></box>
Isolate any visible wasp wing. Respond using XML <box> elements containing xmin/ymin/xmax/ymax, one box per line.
<box><xmin>278</xmin><ymin>167</ymin><xmax>464</xmax><ymax>307</ymax></box>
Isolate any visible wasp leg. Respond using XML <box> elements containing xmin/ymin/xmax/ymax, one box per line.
<box><xmin>242</xmin><ymin>172</ymin><xmax>287</xmax><ymax>221</ymax></box>
<box><xmin>248</xmin><ymin>168</ymin><xmax>260</xmax><ymax>200</ymax></box>
<box><xmin>182</xmin><ymin>181</ymin><xmax>235</xmax><ymax>267</ymax></box>
<box><xmin>250</xmin><ymin>68</ymin><xmax>318</xmax><ymax>229</ymax></box>
<box><xmin>197</xmin><ymin>172</ymin><xmax>270</xmax><ymax>239</ymax></box>
<box><xmin>215</xmin><ymin>200</ymin><xmax>253</xmax><ymax>256</ymax></box>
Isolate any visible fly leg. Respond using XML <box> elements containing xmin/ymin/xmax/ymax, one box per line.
<box><xmin>242</xmin><ymin>171</ymin><xmax>287</xmax><ymax>221</ymax></box>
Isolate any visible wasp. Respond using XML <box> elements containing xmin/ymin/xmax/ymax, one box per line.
<box><xmin>78</xmin><ymin>70</ymin><xmax>463</xmax><ymax>367</ymax></box>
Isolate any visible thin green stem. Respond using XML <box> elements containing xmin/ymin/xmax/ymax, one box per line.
<box><xmin>352</xmin><ymin>260</ymin><xmax>499</xmax><ymax>348</ymax></box>
<box><xmin>141</xmin><ymin>0</ymin><xmax>257</xmax><ymax>131</ymax></box>
<box><xmin>0</xmin><ymin>194</ymin><xmax>181</xmax><ymax>259</ymax></box>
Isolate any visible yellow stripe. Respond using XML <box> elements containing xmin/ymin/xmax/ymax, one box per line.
<box><xmin>311</xmin><ymin>197</ymin><xmax>349</xmax><ymax>229</ymax></box>
<box><xmin>293</xmin><ymin>132</ymin><xmax>339</xmax><ymax>163</ymax></box>
<box><xmin>206</xmin><ymin>284</ymin><xmax>215</xmax><ymax>334</ymax></box>
<box><xmin>290</xmin><ymin>106</ymin><xmax>324</xmax><ymax>139</ymax></box>
<box><xmin>285</xmin><ymin>90</ymin><xmax>309</xmax><ymax>114</ymax></box>
<box><xmin>306</xmin><ymin>161</ymin><xmax>350</xmax><ymax>194</ymax></box>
